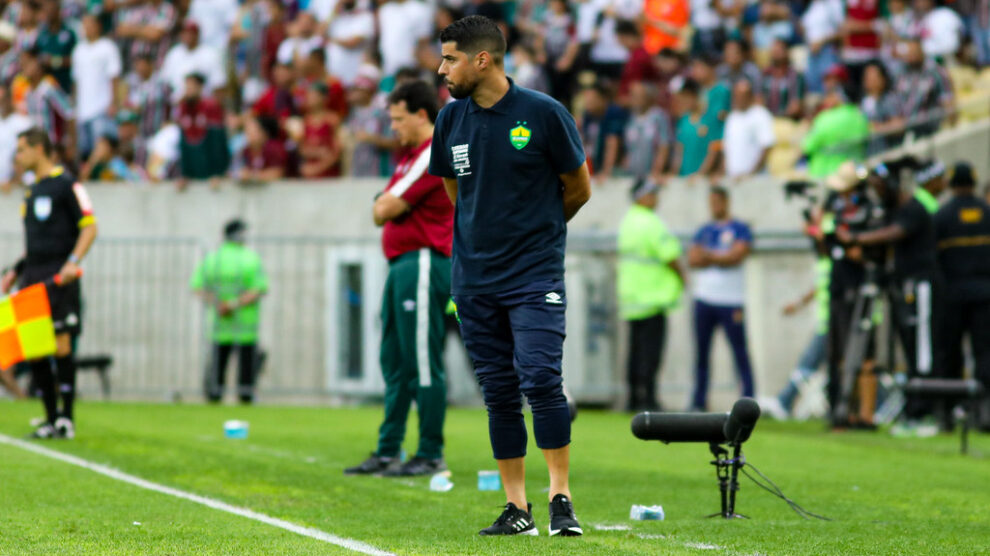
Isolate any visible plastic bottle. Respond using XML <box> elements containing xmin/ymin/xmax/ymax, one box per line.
<box><xmin>629</xmin><ymin>504</ymin><xmax>665</xmax><ymax>520</ymax></box>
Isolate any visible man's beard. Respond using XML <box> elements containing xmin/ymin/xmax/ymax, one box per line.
<box><xmin>446</xmin><ymin>77</ymin><xmax>477</xmax><ymax>100</ymax></box>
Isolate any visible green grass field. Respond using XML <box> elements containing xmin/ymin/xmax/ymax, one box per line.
<box><xmin>0</xmin><ymin>401</ymin><xmax>987</xmax><ymax>555</ymax></box>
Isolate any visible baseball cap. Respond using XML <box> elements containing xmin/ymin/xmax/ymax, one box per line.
<box><xmin>826</xmin><ymin>161</ymin><xmax>863</xmax><ymax>192</ymax></box>
<box><xmin>949</xmin><ymin>161</ymin><xmax>976</xmax><ymax>188</ymax></box>
<box><xmin>630</xmin><ymin>177</ymin><xmax>660</xmax><ymax>200</ymax></box>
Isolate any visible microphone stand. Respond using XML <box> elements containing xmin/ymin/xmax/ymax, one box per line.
<box><xmin>707</xmin><ymin>442</ymin><xmax>747</xmax><ymax>519</ymax></box>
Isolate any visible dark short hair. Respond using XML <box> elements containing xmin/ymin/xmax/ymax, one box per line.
<box><xmin>585</xmin><ymin>81</ymin><xmax>613</xmax><ymax>99</ymax></box>
<box><xmin>308</xmin><ymin>47</ymin><xmax>326</xmax><ymax>64</ymax></box>
<box><xmin>224</xmin><ymin>219</ymin><xmax>247</xmax><ymax>240</ymax></box>
<box><xmin>678</xmin><ymin>78</ymin><xmax>701</xmax><ymax>96</ymax></box>
<box><xmin>387</xmin><ymin>80</ymin><xmax>439</xmax><ymax>124</ymax></box>
<box><xmin>186</xmin><ymin>72</ymin><xmax>206</xmax><ymax>85</ymax></box>
<box><xmin>255</xmin><ymin>116</ymin><xmax>280</xmax><ymax>139</ymax></box>
<box><xmin>710</xmin><ymin>185</ymin><xmax>729</xmax><ymax>200</ymax></box>
<box><xmin>615</xmin><ymin>19</ymin><xmax>640</xmax><ymax>37</ymax></box>
<box><xmin>18</xmin><ymin>127</ymin><xmax>53</xmax><ymax>156</ymax></box>
<box><xmin>695</xmin><ymin>53</ymin><xmax>721</xmax><ymax>68</ymax></box>
<box><xmin>725</xmin><ymin>37</ymin><xmax>750</xmax><ymax>55</ymax></box>
<box><xmin>439</xmin><ymin>15</ymin><xmax>506</xmax><ymax>63</ymax></box>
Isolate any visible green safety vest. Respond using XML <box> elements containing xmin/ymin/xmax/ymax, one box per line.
<box><xmin>190</xmin><ymin>242</ymin><xmax>268</xmax><ymax>344</ymax></box>
<box><xmin>617</xmin><ymin>205</ymin><xmax>684</xmax><ymax>320</ymax></box>
<box><xmin>815</xmin><ymin>257</ymin><xmax>832</xmax><ymax>334</ymax></box>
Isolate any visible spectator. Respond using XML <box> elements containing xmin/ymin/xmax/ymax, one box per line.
<box><xmin>537</xmin><ymin>0</ymin><xmax>579</xmax><ymax>105</ymax></box>
<box><xmin>623</xmin><ymin>81</ymin><xmax>671</xmax><ymax>181</ymax></box>
<box><xmin>909</xmin><ymin>0</ymin><xmax>964</xmax><ymax>60</ymax></box>
<box><xmin>35</xmin><ymin>0</ymin><xmax>74</xmax><ymax>94</ymax></box>
<box><xmin>895</xmin><ymin>39</ymin><xmax>954</xmax><ymax>138</ymax></box>
<box><xmin>750</xmin><ymin>0</ymin><xmax>795</xmax><ymax>52</ymax></box>
<box><xmin>672</xmin><ymin>78</ymin><xmax>721</xmax><ymax>178</ymax></box>
<box><xmin>116</xmin><ymin>0</ymin><xmax>177</xmax><ymax>69</ymax></box>
<box><xmin>654</xmin><ymin>48</ymin><xmax>686</xmax><ymax>112</ymax></box>
<box><xmin>723</xmin><ymin>79</ymin><xmax>775</xmax><ymax>179</ymax></box>
<box><xmin>687</xmin><ymin>186</ymin><xmax>755</xmax><ymax>411</ymax></box>
<box><xmin>346</xmin><ymin>67</ymin><xmax>394</xmax><ymax>177</ymax></box>
<box><xmin>261</xmin><ymin>0</ymin><xmax>288</xmax><ymax>82</ymax></box>
<box><xmin>186</xmin><ymin>0</ymin><xmax>239</xmax><ymax>52</ymax></box>
<box><xmin>230</xmin><ymin>0</ymin><xmax>270</xmax><ymax>105</ymax></box>
<box><xmin>115</xmin><ymin>109</ymin><xmax>146</xmax><ymax>168</ymax></box>
<box><xmin>161</xmin><ymin>21</ymin><xmax>227</xmax><ymax>104</ymax></box>
<box><xmin>14</xmin><ymin>0</ymin><xmax>40</xmax><ymax>56</ymax></box>
<box><xmin>0</xmin><ymin>22</ymin><xmax>20</xmax><ymax>87</ymax></box>
<box><xmin>759</xmin><ymin>38</ymin><xmax>804</xmax><ymax>119</ymax></box>
<box><xmin>690</xmin><ymin>54</ymin><xmax>731</xmax><ymax>138</ymax></box>
<box><xmin>18</xmin><ymin>48</ymin><xmax>73</xmax><ymax>153</ymax></box>
<box><xmin>588</xmin><ymin>4</ymin><xmax>641</xmax><ymax>81</ymax></box>
<box><xmin>688</xmin><ymin>0</ymin><xmax>726</xmax><ymax>58</ymax></box>
<box><xmin>840</xmin><ymin>0</ymin><xmax>883</xmax><ymax>100</ymax></box>
<box><xmin>239</xmin><ymin>115</ymin><xmax>287</xmax><ymax>182</ymax></box>
<box><xmin>510</xmin><ymin>42</ymin><xmax>549</xmax><ymax>93</ymax></box>
<box><xmin>801</xmin><ymin>85</ymin><xmax>869</xmax><ymax>178</ymax></box>
<box><xmin>957</xmin><ymin>0</ymin><xmax>990</xmax><ymax>67</ymax></box>
<box><xmin>125</xmin><ymin>53</ymin><xmax>172</xmax><ymax>145</ymax></box>
<box><xmin>610</xmin><ymin>20</ymin><xmax>652</xmax><ymax>104</ymax></box>
<box><xmin>297</xmin><ymin>81</ymin><xmax>340</xmax><ymax>178</ymax></box>
<box><xmin>253</xmin><ymin>62</ymin><xmax>297</xmax><ymax>125</ymax></box>
<box><xmin>146</xmin><ymin>121</ymin><xmax>180</xmax><ymax>181</ymax></box>
<box><xmin>177</xmin><ymin>73</ymin><xmax>229</xmax><ymax>189</ymax></box>
<box><xmin>717</xmin><ymin>38</ymin><xmax>762</xmax><ymax>89</ymax></box>
<box><xmin>0</xmin><ymin>84</ymin><xmax>31</xmax><ymax>192</ymax></box>
<box><xmin>277</xmin><ymin>10</ymin><xmax>323</xmax><ymax>72</ymax></box>
<box><xmin>325</xmin><ymin>0</ymin><xmax>375</xmax><ymax>87</ymax></box>
<box><xmin>860</xmin><ymin>61</ymin><xmax>903</xmax><ymax>155</ymax></box>
<box><xmin>801</xmin><ymin>0</ymin><xmax>844</xmax><ymax>94</ymax></box>
<box><xmin>617</xmin><ymin>178</ymin><xmax>684</xmax><ymax>412</ymax></box>
<box><xmin>377</xmin><ymin>0</ymin><xmax>433</xmax><ymax>76</ymax></box>
<box><xmin>580</xmin><ymin>82</ymin><xmax>627</xmax><ymax>181</ymax></box>
<box><xmin>885</xmin><ymin>0</ymin><xmax>915</xmax><ymax>68</ymax></box>
<box><xmin>642</xmin><ymin>0</ymin><xmax>690</xmax><ymax>54</ymax></box>
<box><xmin>71</xmin><ymin>13</ymin><xmax>122</xmax><ymax>160</ymax></box>
<box><xmin>80</xmin><ymin>134</ymin><xmax>135</xmax><ymax>181</ymax></box>
<box><xmin>293</xmin><ymin>48</ymin><xmax>348</xmax><ymax>122</ymax></box>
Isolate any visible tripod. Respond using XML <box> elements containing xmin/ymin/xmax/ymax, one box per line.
<box><xmin>707</xmin><ymin>443</ymin><xmax>747</xmax><ymax>519</ymax></box>
<box><xmin>832</xmin><ymin>264</ymin><xmax>896</xmax><ymax>425</ymax></box>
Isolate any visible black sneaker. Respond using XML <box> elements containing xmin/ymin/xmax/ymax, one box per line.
<box><xmin>548</xmin><ymin>494</ymin><xmax>583</xmax><ymax>536</ymax></box>
<box><xmin>382</xmin><ymin>457</ymin><xmax>447</xmax><ymax>477</ymax></box>
<box><xmin>479</xmin><ymin>503</ymin><xmax>538</xmax><ymax>536</ymax></box>
<box><xmin>343</xmin><ymin>453</ymin><xmax>398</xmax><ymax>475</ymax></box>
<box><xmin>27</xmin><ymin>423</ymin><xmax>57</xmax><ymax>439</ymax></box>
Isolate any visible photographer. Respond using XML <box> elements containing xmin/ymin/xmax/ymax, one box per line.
<box><xmin>837</xmin><ymin>159</ymin><xmax>946</xmax><ymax>434</ymax></box>
<box><xmin>820</xmin><ymin>161</ymin><xmax>883</xmax><ymax>429</ymax></box>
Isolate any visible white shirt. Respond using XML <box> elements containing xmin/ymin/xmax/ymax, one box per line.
<box><xmin>277</xmin><ymin>35</ymin><xmax>324</xmax><ymax>66</ymax></box>
<box><xmin>187</xmin><ymin>0</ymin><xmax>239</xmax><ymax>51</ymax></box>
<box><xmin>723</xmin><ymin>104</ymin><xmax>775</xmax><ymax>178</ymax></box>
<box><xmin>691</xmin><ymin>0</ymin><xmax>722</xmax><ymax>31</ymax></box>
<box><xmin>308</xmin><ymin>0</ymin><xmax>339</xmax><ymax>21</ymax></box>
<box><xmin>914</xmin><ymin>8</ymin><xmax>963</xmax><ymax>58</ymax></box>
<box><xmin>327</xmin><ymin>9</ymin><xmax>375</xmax><ymax>85</ymax></box>
<box><xmin>377</xmin><ymin>0</ymin><xmax>433</xmax><ymax>76</ymax></box>
<box><xmin>71</xmin><ymin>37</ymin><xmax>122</xmax><ymax>122</ymax></box>
<box><xmin>161</xmin><ymin>43</ymin><xmax>227</xmax><ymax>103</ymax></box>
<box><xmin>0</xmin><ymin>112</ymin><xmax>31</xmax><ymax>181</ymax></box>
<box><xmin>801</xmin><ymin>0</ymin><xmax>844</xmax><ymax>45</ymax></box>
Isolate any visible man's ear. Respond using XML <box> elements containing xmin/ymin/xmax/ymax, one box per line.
<box><xmin>475</xmin><ymin>51</ymin><xmax>489</xmax><ymax>71</ymax></box>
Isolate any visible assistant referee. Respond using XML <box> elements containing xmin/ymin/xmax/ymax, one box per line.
<box><xmin>1</xmin><ymin>128</ymin><xmax>98</xmax><ymax>439</ymax></box>
<box><xmin>431</xmin><ymin>16</ymin><xmax>591</xmax><ymax>537</ymax></box>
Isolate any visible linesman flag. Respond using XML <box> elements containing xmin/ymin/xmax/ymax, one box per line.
<box><xmin>0</xmin><ymin>284</ymin><xmax>57</xmax><ymax>369</ymax></box>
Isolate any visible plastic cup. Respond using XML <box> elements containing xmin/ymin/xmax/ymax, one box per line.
<box><xmin>223</xmin><ymin>420</ymin><xmax>249</xmax><ymax>439</ymax></box>
<box><xmin>477</xmin><ymin>470</ymin><xmax>501</xmax><ymax>491</ymax></box>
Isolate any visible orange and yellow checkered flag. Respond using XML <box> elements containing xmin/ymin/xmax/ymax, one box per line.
<box><xmin>0</xmin><ymin>284</ymin><xmax>57</xmax><ymax>370</ymax></box>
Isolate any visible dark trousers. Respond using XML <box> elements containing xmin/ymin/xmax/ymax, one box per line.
<box><xmin>937</xmin><ymin>298</ymin><xmax>990</xmax><ymax>384</ymax></box>
<box><xmin>627</xmin><ymin>313</ymin><xmax>667</xmax><ymax>411</ymax></box>
<box><xmin>891</xmin><ymin>276</ymin><xmax>937</xmax><ymax>419</ymax></box>
<box><xmin>692</xmin><ymin>300</ymin><xmax>754</xmax><ymax>410</ymax></box>
<box><xmin>205</xmin><ymin>343</ymin><xmax>257</xmax><ymax>403</ymax></box>
<box><xmin>454</xmin><ymin>279</ymin><xmax>570</xmax><ymax>460</ymax></box>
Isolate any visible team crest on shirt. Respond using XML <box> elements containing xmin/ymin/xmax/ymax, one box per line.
<box><xmin>509</xmin><ymin>121</ymin><xmax>531</xmax><ymax>150</ymax></box>
<box><xmin>34</xmin><ymin>196</ymin><xmax>52</xmax><ymax>221</ymax></box>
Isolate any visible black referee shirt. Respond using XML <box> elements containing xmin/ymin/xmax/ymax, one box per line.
<box><xmin>935</xmin><ymin>193</ymin><xmax>990</xmax><ymax>302</ymax></box>
<box><xmin>893</xmin><ymin>193</ymin><xmax>937</xmax><ymax>279</ymax></box>
<box><xmin>21</xmin><ymin>167</ymin><xmax>95</xmax><ymax>266</ymax></box>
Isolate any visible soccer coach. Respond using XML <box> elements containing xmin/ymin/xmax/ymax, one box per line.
<box><xmin>430</xmin><ymin>16</ymin><xmax>591</xmax><ymax>537</ymax></box>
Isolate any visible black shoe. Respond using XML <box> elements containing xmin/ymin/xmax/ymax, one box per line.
<box><xmin>381</xmin><ymin>456</ymin><xmax>447</xmax><ymax>477</ymax></box>
<box><xmin>548</xmin><ymin>494</ymin><xmax>583</xmax><ymax>537</ymax></box>
<box><xmin>343</xmin><ymin>453</ymin><xmax>398</xmax><ymax>475</ymax></box>
<box><xmin>27</xmin><ymin>423</ymin><xmax>57</xmax><ymax>439</ymax></box>
<box><xmin>479</xmin><ymin>503</ymin><xmax>538</xmax><ymax>536</ymax></box>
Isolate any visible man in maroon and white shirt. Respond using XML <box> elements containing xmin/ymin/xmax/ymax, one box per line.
<box><xmin>344</xmin><ymin>80</ymin><xmax>454</xmax><ymax>478</ymax></box>
<box><xmin>840</xmin><ymin>0</ymin><xmax>883</xmax><ymax>100</ymax></box>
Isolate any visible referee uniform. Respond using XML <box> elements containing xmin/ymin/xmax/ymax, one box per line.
<box><xmin>429</xmin><ymin>80</ymin><xmax>584</xmax><ymax>475</ymax></box>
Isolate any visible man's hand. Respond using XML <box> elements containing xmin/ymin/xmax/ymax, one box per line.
<box><xmin>1</xmin><ymin>270</ymin><xmax>16</xmax><ymax>294</ymax></box>
<box><xmin>782</xmin><ymin>302</ymin><xmax>800</xmax><ymax>316</ymax></box>
<box><xmin>835</xmin><ymin>227</ymin><xmax>853</xmax><ymax>245</ymax></box>
<box><xmin>217</xmin><ymin>301</ymin><xmax>235</xmax><ymax>317</ymax></box>
<box><xmin>57</xmin><ymin>261</ymin><xmax>82</xmax><ymax>285</ymax></box>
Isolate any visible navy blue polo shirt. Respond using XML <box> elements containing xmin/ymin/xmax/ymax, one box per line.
<box><xmin>430</xmin><ymin>79</ymin><xmax>586</xmax><ymax>295</ymax></box>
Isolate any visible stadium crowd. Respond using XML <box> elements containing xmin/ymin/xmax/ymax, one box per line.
<box><xmin>0</xmin><ymin>0</ymin><xmax>986</xmax><ymax>191</ymax></box>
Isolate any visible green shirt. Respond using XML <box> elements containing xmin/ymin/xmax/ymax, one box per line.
<box><xmin>815</xmin><ymin>257</ymin><xmax>832</xmax><ymax>334</ymax></box>
<box><xmin>802</xmin><ymin>103</ymin><xmax>870</xmax><ymax>178</ymax></box>
<box><xmin>190</xmin><ymin>242</ymin><xmax>268</xmax><ymax>344</ymax></box>
<box><xmin>676</xmin><ymin>110</ymin><xmax>722</xmax><ymax>176</ymax></box>
<box><xmin>617</xmin><ymin>205</ymin><xmax>684</xmax><ymax>320</ymax></box>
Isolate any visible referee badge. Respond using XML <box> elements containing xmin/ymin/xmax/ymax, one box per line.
<box><xmin>34</xmin><ymin>196</ymin><xmax>52</xmax><ymax>221</ymax></box>
<box><xmin>509</xmin><ymin>121</ymin><xmax>531</xmax><ymax>150</ymax></box>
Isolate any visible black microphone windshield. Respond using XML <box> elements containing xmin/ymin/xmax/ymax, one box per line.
<box><xmin>723</xmin><ymin>398</ymin><xmax>761</xmax><ymax>445</ymax></box>
<box><xmin>631</xmin><ymin>412</ymin><xmax>728</xmax><ymax>444</ymax></box>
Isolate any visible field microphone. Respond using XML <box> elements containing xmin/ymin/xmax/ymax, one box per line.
<box><xmin>631</xmin><ymin>398</ymin><xmax>761</xmax><ymax>445</ymax></box>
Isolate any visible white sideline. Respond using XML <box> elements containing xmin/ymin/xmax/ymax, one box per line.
<box><xmin>0</xmin><ymin>433</ymin><xmax>394</xmax><ymax>556</ymax></box>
